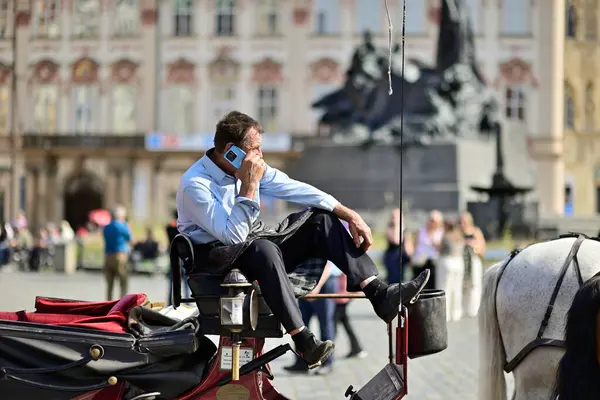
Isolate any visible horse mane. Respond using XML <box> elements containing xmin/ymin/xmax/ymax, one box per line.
<box><xmin>553</xmin><ymin>274</ymin><xmax>600</xmax><ymax>400</ymax></box>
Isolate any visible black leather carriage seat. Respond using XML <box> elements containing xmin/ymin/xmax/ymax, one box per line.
<box><xmin>0</xmin><ymin>319</ymin><xmax>217</xmax><ymax>400</ymax></box>
<box><xmin>170</xmin><ymin>234</ymin><xmax>284</xmax><ymax>338</ymax></box>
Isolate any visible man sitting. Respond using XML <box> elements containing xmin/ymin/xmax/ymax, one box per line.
<box><xmin>176</xmin><ymin>111</ymin><xmax>430</xmax><ymax>368</ymax></box>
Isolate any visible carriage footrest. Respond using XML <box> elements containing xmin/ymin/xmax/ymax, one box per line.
<box><xmin>345</xmin><ymin>363</ymin><xmax>405</xmax><ymax>400</ymax></box>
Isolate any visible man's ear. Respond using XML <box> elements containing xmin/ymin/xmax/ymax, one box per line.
<box><xmin>224</xmin><ymin>143</ymin><xmax>233</xmax><ymax>153</ymax></box>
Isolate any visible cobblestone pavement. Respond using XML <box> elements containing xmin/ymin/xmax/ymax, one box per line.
<box><xmin>0</xmin><ymin>270</ymin><xmax>514</xmax><ymax>399</ymax></box>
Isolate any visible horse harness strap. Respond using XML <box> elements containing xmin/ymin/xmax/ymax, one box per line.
<box><xmin>503</xmin><ymin>234</ymin><xmax>587</xmax><ymax>373</ymax></box>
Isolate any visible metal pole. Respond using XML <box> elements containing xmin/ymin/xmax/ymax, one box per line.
<box><xmin>8</xmin><ymin>0</ymin><xmax>17</xmax><ymax>220</ymax></box>
<box><xmin>301</xmin><ymin>293</ymin><xmax>367</xmax><ymax>299</ymax></box>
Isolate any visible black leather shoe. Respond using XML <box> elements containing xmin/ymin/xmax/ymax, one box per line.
<box><xmin>298</xmin><ymin>339</ymin><xmax>335</xmax><ymax>369</ymax></box>
<box><xmin>372</xmin><ymin>269</ymin><xmax>430</xmax><ymax>323</ymax></box>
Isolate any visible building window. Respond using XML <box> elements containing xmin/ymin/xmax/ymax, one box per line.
<box><xmin>112</xmin><ymin>84</ymin><xmax>137</xmax><ymax>134</ymax></box>
<box><xmin>585</xmin><ymin>0</ymin><xmax>597</xmax><ymax>40</ymax></box>
<box><xmin>33</xmin><ymin>85</ymin><xmax>58</xmax><ymax>133</ymax></box>
<box><xmin>314</xmin><ymin>0</ymin><xmax>339</xmax><ymax>35</ymax></box>
<box><xmin>165</xmin><ymin>85</ymin><xmax>194</xmax><ymax>134</ymax></box>
<box><xmin>212</xmin><ymin>85</ymin><xmax>236</xmax><ymax>123</ymax></box>
<box><xmin>113</xmin><ymin>0</ymin><xmax>139</xmax><ymax>37</ymax></box>
<box><xmin>257</xmin><ymin>85</ymin><xmax>278</xmax><ymax>132</ymax></box>
<box><xmin>565</xmin><ymin>83</ymin><xmax>575</xmax><ymax>129</ymax></box>
<box><xmin>173</xmin><ymin>0</ymin><xmax>193</xmax><ymax>36</ymax></box>
<box><xmin>216</xmin><ymin>0</ymin><xmax>236</xmax><ymax>36</ymax></box>
<box><xmin>505</xmin><ymin>86</ymin><xmax>526</xmax><ymax>121</ymax></box>
<box><xmin>0</xmin><ymin>85</ymin><xmax>8</xmax><ymax>135</ymax></box>
<box><xmin>404</xmin><ymin>0</ymin><xmax>426</xmax><ymax>34</ymax></box>
<box><xmin>256</xmin><ymin>0</ymin><xmax>278</xmax><ymax>35</ymax></box>
<box><xmin>566</xmin><ymin>0</ymin><xmax>577</xmax><ymax>38</ymax></box>
<box><xmin>565</xmin><ymin>181</ymin><xmax>574</xmax><ymax>216</ymax></box>
<box><xmin>0</xmin><ymin>1</ymin><xmax>8</xmax><ymax>39</ymax></box>
<box><xmin>32</xmin><ymin>0</ymin><xmax>61</xmax><ymax>38</ymax></box>
<box><xmin>72</xmin><ymin>85</ymin><xmax>97</xmax><ymax>134</ymax></box>
<box><xmin>72</xmin><ymin>0</ymin><xmax>100</xmax><ymax>38</ymax></box>
<box><xmin>585</xmin><ymin>83</ymin><xmax>594</xmax><ymax>130</ymax></box>
<box><xmin>501</xmin><ymin>0</ymin><xmax>530</xmax><ymax>35</ymax></box>
<box><xmin>356</xmin><ymin>0</ymin><xmax>380</xmax><ymax>34</ymax></box>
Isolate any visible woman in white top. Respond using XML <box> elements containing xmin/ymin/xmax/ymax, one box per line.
<box><xmin>460</xmin><ymin>211</ymin><xmax>485</xmax><ymax>317</ymax></box>
<box><xmin>437</xmin><ymin>219</ymin><xmax>465</xmax><ymax>321</ymax></box>
<box><xmin>412</xmin><ymin>210</ymin><xmax>444</xmax><ymax>290</ymax></box>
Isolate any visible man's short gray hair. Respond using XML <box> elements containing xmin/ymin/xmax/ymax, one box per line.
<box><xmin>112</xmin><ymin>205</ymin><xmax>127</xmax><ymax>220</ymax></box>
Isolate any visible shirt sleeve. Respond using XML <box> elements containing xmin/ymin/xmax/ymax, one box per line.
<box><xmin>181</xmin><ymin>182</ymin><xmax>260</xmax><ymax>245</ymax></box>
<box><xmin>121</xmin><ymin>224</ymin><xmax>131</xmax><ymax>241</ymax></box>
<box><xmin>259</xmin><ymin>164</ymin><xmax>340</xmax><ymax>211</ymax></box>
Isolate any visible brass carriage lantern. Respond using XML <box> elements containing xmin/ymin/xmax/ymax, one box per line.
<box><xmin>219</xmin><ymin>269</ymin><xmax>259</xmax><ymax>381</ymax></box>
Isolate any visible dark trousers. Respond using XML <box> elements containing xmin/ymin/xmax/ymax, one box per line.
<box><xmin>232</xmin><ymin>210</ymin><xmax>379</xmax><ymax>332</ymax></box>
<box><xmin>335</xmin><ymin>303</ymin><xmax>363</xmax><ymax>353</ymax></box>
<box><xmin>294</xmin><ymin>276</ymin><xmax>338</xmax><ymax>366</ymax></box>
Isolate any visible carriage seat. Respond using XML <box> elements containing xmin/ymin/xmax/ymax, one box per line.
<box><xmin>170</xmin><ymin>234</ymin><xmax>284</xmax><ymax>338</ymax></box>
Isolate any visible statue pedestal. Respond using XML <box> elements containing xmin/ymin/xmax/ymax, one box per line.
<box><xmin>286</xmin><ymin>137</ymin><xmax>535</xmax><ymax>215</ymax></box>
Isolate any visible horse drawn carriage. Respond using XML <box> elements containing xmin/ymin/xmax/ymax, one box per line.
<box><xmin>0</xmin><ymin>233</ymin><xmax>447</xmax><ymax>400</ymax></box>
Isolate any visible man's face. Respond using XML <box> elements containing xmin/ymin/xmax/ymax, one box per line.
<box><xmin>239</xmin><ymin>128</ymin><xmax>262</xmax><ymax>158</ymax></box>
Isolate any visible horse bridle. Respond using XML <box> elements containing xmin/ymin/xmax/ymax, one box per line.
<box><xmin>494</xmin><ymin>233</ymin><xmax>594</xmax><ymax>373</ymax></box>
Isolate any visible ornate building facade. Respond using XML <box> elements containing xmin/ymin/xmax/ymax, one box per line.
<box><xmin>0</xmin><ymin>0</ymin><xmax>563</xmax><ymax>229</ymax></box>
<box><xmin>562</xmin><ymin>0</ymin><xmax>600</xmax><ymax>216</ymax></box>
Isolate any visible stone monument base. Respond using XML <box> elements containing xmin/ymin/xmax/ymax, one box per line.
<box><xmin>287</xmin><ymin>137</ymin><xmax>535</xmax><ymax>214</ymax></box>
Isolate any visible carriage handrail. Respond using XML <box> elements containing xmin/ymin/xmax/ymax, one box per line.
<box><xmin>178</xmin><ymin>294</ymin><xmax>368</xmax><ymax>302</ymax></box>
<box><xmin>301</xmin><ymin>293</ymin><xmax>367</xmax><ymax>299</ymax></box>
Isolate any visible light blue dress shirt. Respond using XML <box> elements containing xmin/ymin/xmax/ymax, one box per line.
<box><xmin>176</xmin><ymin>150</ymin><xmax>340</xmax><ymax>245</ymax></box>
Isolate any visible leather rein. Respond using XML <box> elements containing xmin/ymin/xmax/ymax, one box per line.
<box><xmin>494</xmin><ymin>233</ymin><xmax>590</xmax><ymax>373</ymax></box>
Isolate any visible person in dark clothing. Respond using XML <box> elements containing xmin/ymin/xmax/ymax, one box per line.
<box><xmin>166</xmin><ymin>210</ymin><xmax>190</xmax><ymax>304</ymax></box>
<box><xmin>383</xmin><ymin>209</ymin><xmax>414</xmax><ymax>284</ymax></box>
<box><xmin>133</xmin><ymin>227</ymin><xmax>160</xmax><ymax>261</ymax></box>
<box><xmin>0</xmin><ymin>221</ymin><xmax>9</xmax><ymax>266</ymax></box>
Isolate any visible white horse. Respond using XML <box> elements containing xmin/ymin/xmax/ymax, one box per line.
<box><xmin>479</xmin><ymin>234</ymin><xmax>600</xmax><ymax>400</ymax></box>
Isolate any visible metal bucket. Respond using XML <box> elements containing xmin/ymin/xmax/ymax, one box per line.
<box><xmin>407</xmin><ymin>289</ymin><xmax>448</xmax><ymax>359</ymax></box>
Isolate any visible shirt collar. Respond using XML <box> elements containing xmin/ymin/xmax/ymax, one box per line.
<box><xmin>201</xmin><ymin>148</ymin><xmax>232</xmax><ymax>184</ymax></box>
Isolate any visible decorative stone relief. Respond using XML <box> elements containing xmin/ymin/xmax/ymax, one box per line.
<box><xmin>497</xmin><ymin>58</ymin><xmax>538</xmax><ymax>87</ymax></box>
<box><xmin>293</xmin><ymin>8</ymin><xmax>309</xmax><ymax>25</ymax></box>
<box><xmin>71</xmin><ymin>58</ymin><xmax>100</xmax><ymax>83</ymax></box>
<box><xmin>252</xmin><ymin>58</ymin><xmax>283</xmax><ymax>84</ymax></box>
<box><xmin>31</xmin><ymin>60</ymin><xmax>60</xmax><ymax>84</ymax></box>
<box><xmin>111</xmin><ymin>59</ymin><xmax>138</xmax><ymax>83</ymax></box>
<box><xmin>141</xmin><ymin>9</ymin><xmax>157</xmax><ymax>25</ymax></box>
<box><xmin>15</xmin><ymin>12</ymin><xmax>31</xmax><ymax>27</ymax></box>
<box><xmin>208</xmin><ymin>53</ymin><xmax>240</xmax><ymax>82</ymax></box>
<box><xmin>310</xmin><ymin>57</ymin><xmax>340</xmax><ymax>83</ymax></box>
<box><xmin>166</xmin><ymin>59</ymin><xmax>195</xmax><ymax>83</ymax></box>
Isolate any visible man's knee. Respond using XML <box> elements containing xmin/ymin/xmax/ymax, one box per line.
<box><xmin>244</xmin><ymin>239</ymin><xmax>283</xmax><ymax>268</ymax></box>
<box><xmin>309</xmin><ymin>209</ymin><xmax>339</xmax><ymax>228</ymax></box>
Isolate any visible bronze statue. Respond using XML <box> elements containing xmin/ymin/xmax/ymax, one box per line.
<box><xmin>312</xmin><ymin>0</ymin><xmax>500</xmax><ymax>146</ymax></box>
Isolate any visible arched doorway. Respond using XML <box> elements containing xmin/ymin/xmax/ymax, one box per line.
<box><xmin>63</xmin><ymin>172</ymin><xmax>104</xmax><ymax>230</ymax></box>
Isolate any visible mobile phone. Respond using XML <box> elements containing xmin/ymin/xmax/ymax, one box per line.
<box><xmin>224</xmin><ymin>145</ymin><xmax>246</xmax><ymax>170</ymax></box>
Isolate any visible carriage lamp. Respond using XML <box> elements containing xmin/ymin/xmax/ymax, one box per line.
<box><xmin>219</xmin><ymin>269</ymin><xmax>259</xmax><ymax>381</ymax></box>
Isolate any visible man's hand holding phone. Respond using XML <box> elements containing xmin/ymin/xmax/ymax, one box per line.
<box><xmin>235</xmin><ymin>152</ymin><xmax>266</xmax><ymax>200</ymax></box>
